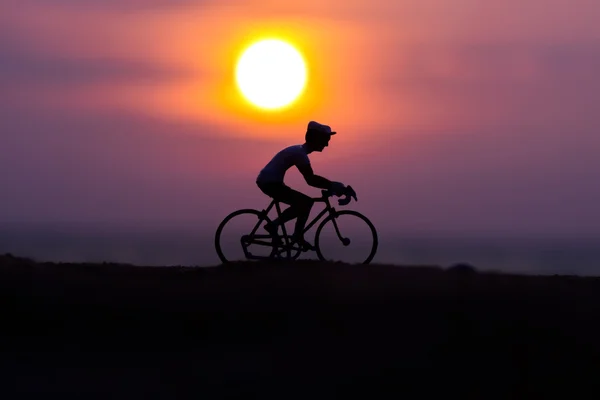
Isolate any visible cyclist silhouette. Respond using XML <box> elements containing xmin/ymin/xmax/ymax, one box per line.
<box><xmin>256</xmin><ymin>121</ymin><xmax>346</xmax><ymax>250</ymax></box>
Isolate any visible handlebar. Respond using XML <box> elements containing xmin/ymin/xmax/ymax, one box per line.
<box><xmin>319</xmin><ymin>185</ymin><xmax>358</xmax><ymax>206</ymax></box>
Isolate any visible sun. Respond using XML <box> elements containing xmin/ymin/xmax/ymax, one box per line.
<box><xmin>235</xmin><ymin>39</ymin><xmax>307</xmax><ymax>110</ymax></box>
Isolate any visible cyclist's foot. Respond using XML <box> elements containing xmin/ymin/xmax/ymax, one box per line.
<box><xmin>293</xmin><ymin>236</ymin><xmax>315</xmax><ymax>251</ymax></box>
<box><xmin>264</xmin><ymin>222</ymin><xmax>278</xmax><ymax>236</ymax></box>
<box><xmin>264</xmin><ymin>223</ymin><xmax>282</xmax><ymax>246</ymax></box>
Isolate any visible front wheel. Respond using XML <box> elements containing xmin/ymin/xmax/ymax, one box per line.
<box><xmin>314</xmin><ymin>210</ymin><xmax>378</xmax><ymax>265</ymax></box>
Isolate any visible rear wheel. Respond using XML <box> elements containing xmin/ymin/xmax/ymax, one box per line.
<box><xmin>215</xmin><ymin>209</ymin><xmax>272</xmax><ymax>264</ymax></box>
<box><xmin>314</xmin><ymin>210</ymin><xmax>378</xmax><ymax>264</ymax></box>
<box><xmin>214</xmin><ymin>209</ymin><xmax>302</xmax><ymax>264</ymax></box>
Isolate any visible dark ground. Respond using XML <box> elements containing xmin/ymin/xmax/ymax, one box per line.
<box><xmin>2</xmin><ymin>253</ymin><xmax>600</xmax><ymax>398</ymax></box>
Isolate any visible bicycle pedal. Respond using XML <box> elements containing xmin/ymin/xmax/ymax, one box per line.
<box><xmin>299</xmin><ymin>243</ymin><xmax>315</xmax><ymax>252</ymax></box>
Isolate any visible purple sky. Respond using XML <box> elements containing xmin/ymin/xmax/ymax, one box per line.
<box><xmin>1</xmin><ymin>0</ymin><xmax>600</xmax><ymax>240</ymax></box>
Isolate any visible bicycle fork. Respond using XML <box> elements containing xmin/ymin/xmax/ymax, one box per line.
<box><xmin>328</xmin><ymin>210</ymin><xmax>351</xmax><ymax>246</ymax></box>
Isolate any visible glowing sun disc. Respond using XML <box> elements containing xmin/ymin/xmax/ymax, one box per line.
<box><xmin>235</xmin><ymin>39</ymin><xmax>307</xmax><ymax>110</ymax></box>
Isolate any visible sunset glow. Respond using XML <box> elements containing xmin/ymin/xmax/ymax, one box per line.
<box><xmin>3</xmin><ymin>0</ymin><xmax>600</xmax><ymax>260</ymax></box>
<box><xmin>235</xmin><ymin>39</ymin><xmax>307</xmax><ymax>110</ymax></box>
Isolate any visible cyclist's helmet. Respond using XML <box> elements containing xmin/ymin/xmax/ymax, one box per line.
<box><xmin>305</xmin><ymin>120</ymin><xmax>337</xmax><ymax>144</ymax></box>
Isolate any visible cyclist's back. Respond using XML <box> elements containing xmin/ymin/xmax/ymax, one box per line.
<box><xmin>256</xmin><ymin>144</ymin><xmax>309</xmax><ymax>184</ymax></box>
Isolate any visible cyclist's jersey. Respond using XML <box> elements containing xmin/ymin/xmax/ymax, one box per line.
<box><xmin>256</xmin><ymin>144</ymin><xmax>310</xmax><ymax>183</ymax></box>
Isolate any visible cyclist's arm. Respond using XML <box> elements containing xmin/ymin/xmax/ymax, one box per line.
<box><xmin>297</xmin><ymin>163</ymin><xmax>333</xmax><ymax>190</ymax></box>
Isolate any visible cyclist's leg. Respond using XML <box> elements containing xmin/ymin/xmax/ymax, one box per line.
<box><xmin>257</xmin><ymin>181</ymin><xmax>296</xmax><ymax>232</ymax></box>
<box><xmin>258</xmin><ymin>182</ymin><xmax>313</xmax><ymax>239</ymax></box>
<box><xmin>273</xmin><ymin>187</ymin><xmax>314</xmax><ymax>241</ymax></box>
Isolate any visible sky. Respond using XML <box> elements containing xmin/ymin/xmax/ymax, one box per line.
<box><xmin>2</xmin><ymin>0</ymin><xmax>600</xmax><ymax>248</ymax></box>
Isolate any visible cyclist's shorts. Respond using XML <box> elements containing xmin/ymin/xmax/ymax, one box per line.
<box><xmin>256</xmin><ymin>181</ymin><xmax>310</xmax><ymax>204</ymax></box>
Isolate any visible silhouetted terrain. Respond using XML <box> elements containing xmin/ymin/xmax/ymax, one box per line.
<box><xmin>2</xmin><ymin>253</ymin><xmax>600</xmax><ymax>398</ymax></box>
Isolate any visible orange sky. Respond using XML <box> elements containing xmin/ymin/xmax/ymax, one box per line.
<box><xmin>4</xmin><ymin>0</ymin><xmax>599</xmax><ymax>134</ymax></box>
<box><xmin>2</xmin><ymin>1</ymin><xmax>382</xmax><ymax>141</ymax></box>
<box><xmin>2</xmin><ymin>0</ymin><xmax>600</xmax><ymax>240</ymax></box>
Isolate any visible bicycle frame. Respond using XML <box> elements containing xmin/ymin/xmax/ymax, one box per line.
<box><xmin>241</xmin><ymin>191</ymin><xmax>342</xmax><ymax>260</ymax></box>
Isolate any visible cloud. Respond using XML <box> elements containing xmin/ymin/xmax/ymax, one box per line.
<box><xmin>0</xmin><ymin>38</ymin><xmax>193</xmax><ymax>88</ymax></box>
<box><xmin>379</xmin><ymin>42</ymin><xmax>600</xmax><ymax>88</ymax></box>
<box><xmin>366</xmin><ymin>41</ymin><xmax>600</xmax><ymax>130</ymax></box>
<box><xmin>339</xmin><ymin>123</ymin><xmax>600</xmax><ymax>237</ymax></box>
<box><xmin>0</xmin><ymin>107</ymin><xmax>284</xmax><ymax>226</ymax></box>
<box><xmin>14</xmin><ymin>0</ymin><xmax>219</xmax><ymax>12</ymax></box>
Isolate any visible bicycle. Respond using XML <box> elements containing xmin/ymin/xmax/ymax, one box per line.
<box><xmin>214</xmin><ymin>185</ymin><xmax>378</xmax><ymax>265</ymax></box>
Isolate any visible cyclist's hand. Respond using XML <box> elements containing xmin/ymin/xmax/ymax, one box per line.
<box><xmin>338</xmin><ymin>185</ymin><xmax>357</xmax><ymax>206</ymax></box>
<box><xmin>330</xmin><ymin>181</ymin><xmax>346</xmax><ymax>196</ymax></box>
